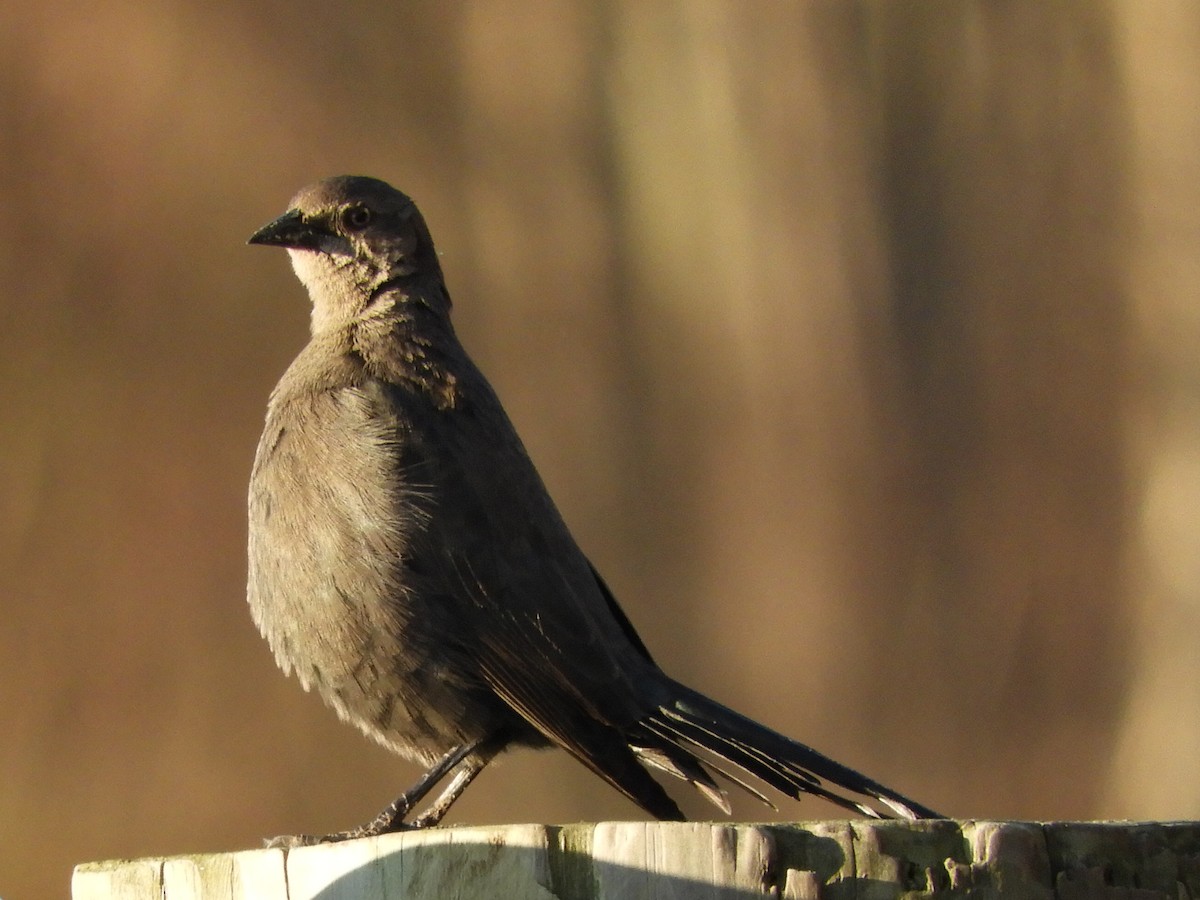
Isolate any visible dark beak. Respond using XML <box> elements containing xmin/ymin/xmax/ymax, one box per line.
<box><xmin>247</xmin><ymin>209</ymin><xmax>322</xmax><ymax>249</ymax></box>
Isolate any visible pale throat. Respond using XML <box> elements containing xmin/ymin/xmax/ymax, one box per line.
<box><xmin>287</xmin><ymin>248</ymin><xmax>363</xmax><ymax>334</ymax></box>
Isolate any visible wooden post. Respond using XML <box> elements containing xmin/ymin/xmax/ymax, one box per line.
<box><xmin>72</xmin><ymin>820</ymin><xmax>1200</xmax><ymax>899</ymax></box>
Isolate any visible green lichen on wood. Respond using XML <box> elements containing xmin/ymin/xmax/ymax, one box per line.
<box><xmin>546</xmin><ymin>823</ymin><xmax>598</xmax><ymax>900</ymax></box>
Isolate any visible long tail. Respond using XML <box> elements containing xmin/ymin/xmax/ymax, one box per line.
<box><xmin>633</xmin><ymin>680</ymin><xmax>942</xmax><ymax>820</ymax></box>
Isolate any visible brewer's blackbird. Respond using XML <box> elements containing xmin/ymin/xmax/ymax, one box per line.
<box><xmin>246</xmin><ymin>175</ymin><xmax>941</xmax><ymax>846</ymax></box>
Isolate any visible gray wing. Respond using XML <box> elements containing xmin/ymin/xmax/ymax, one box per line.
<box><xmin>390</xmin><ymin>378</ymin><xmax>684</xmax><ymax>816</ymax></box>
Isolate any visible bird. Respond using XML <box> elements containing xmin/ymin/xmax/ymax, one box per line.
<box><xmin>245</xmin><ymin>175</ymin><xmax>942</xmax><ymax>846</ymax></box>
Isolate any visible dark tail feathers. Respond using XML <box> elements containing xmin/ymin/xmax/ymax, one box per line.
<box><xmin>634</xmin><ymin>680</ymin><xmax>942</xmax><ymax>820</ymax></box>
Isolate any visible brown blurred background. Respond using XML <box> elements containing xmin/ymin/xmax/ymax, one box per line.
<box><xmin>3</xmin><ymin>2</ymin><xmax>1199</xmax><ymax>896</ymax></box>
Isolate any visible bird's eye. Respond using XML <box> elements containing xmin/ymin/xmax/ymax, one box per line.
<box><xmin>341</xmin><ymin>205</ymin><xmax>372</xmax><ymax>232</ymax></box>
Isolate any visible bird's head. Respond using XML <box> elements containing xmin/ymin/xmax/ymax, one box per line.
<box><xmin>249</xmin><ymin>175</ymin><xmax>446</xmax><ymax>333</ymax></box>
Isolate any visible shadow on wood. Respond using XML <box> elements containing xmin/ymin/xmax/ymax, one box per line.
<box><xmin>72</xmin><ymin>820</ymin><xmax>1200</xmax><ymax>899</ymax></box>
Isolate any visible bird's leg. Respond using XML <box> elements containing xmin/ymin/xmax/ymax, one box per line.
<box><xmin>265</xmin><ymin>740</ymin><xmax>482</xmax><ymax>848</ymax></box>
<box><xmin>407</xmin><ymin>738</ymin><xmax>504</xmax><ymax>828</ymax></box>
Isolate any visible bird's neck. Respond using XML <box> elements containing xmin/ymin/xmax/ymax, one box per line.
<box><xmin>350</xmin><ymin>294</ymin><xmax>464</xmax><ymax>411</ymax></box>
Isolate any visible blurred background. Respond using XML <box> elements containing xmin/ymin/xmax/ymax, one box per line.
<box><xmin>3</xmin><ymin>1</ymin><xmax>1199</xmax><ymax>896</ymax></box>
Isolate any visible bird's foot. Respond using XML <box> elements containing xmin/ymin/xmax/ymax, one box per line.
<box><xmin>263</xmin><ymin>794</ymin><xmax>419</xmax><ymax>848</ymax></box>
<box><xmin>263</xmin><ymin>824</ymin><xmax>415</xmax><ymax>849</ymax></box>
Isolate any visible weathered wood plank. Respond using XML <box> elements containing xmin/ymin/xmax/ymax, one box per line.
<box><xmin>71</xmin><ymin>820</ymin><xmax>1200</xmax><ymax>899</ymax></box>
